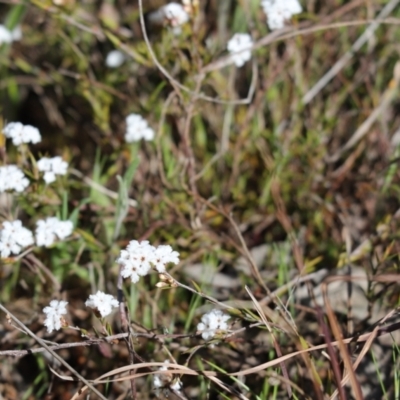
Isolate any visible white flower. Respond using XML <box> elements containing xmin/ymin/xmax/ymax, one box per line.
<box><xmin>0</xmin><ymin>25</ymin><xmax>12</xmax><ymax>44</ymax></box>
<box><xmin>197</xmin><ymin>309</ymin><xmax>230</xmax><ymax>340</ymax></box>
<box><xmin>35</xmin><ymin>217</ymin><xmax>74</xmax><ymax>247</ymax></box>
<box><xmin>85</xmin><ymin>290</ymin><xmax>119</xmax><ymax>318</ymax></box>
<box><xmin>0</xmin><ymin>220</ymin><xmax>34</xmax><ymax>258</ymax></box>
<box><xmin>10</xmin><ymin>25</ymin><xmax>22</xmax><ymax>41</ymax></box>
<box><xmin>163</xmin><ymin>3</ymin><xmax>189</xmax><ymax>27</ymax></box>
<box><xmin>3</xmin><ymin>122</ymin><xmax>41</xmax><ymax>145</ymax></box>
<box><xmin>105</xmin><ymin>50</ymin><xmax>125</xmax><ymax>68</ymax></box>
<box><xmin>0</xmin><ymin>165</ymin><xmax>29</xmax><ymax>193</ymax></box>
<box><xmin>153</xmin><ymin>360</ymin><xmax>182</xmax><ymax>392</ymax></box>
<box><xmin>227</xmin><ymin>33</ymin><xmax>253</xmax><ymax>68</ymax></box>
<box><xmin>152</xmin><ymin>245</ymin><xmax>180</xmax><ymax>273</ymax></box>
<box><xmin>147</xmin><ymin>2</ymin><xmax>189</xmax><ymax>35</ymax></box>
<box><xmin>117</xmin><ymin>241</ymin><xmax>180</xmax><ymax>282</ymax></box>
<box><xmin>53</xmin><ymin>219</ymin><xmax>74</xmax><ymax>240</ymax></box>
<box><xmin>117</xmin><ymin>240</ymin><xmax>156</xmax><ymax>283</ymax></box>
<box><xmin>43</xmin><ymin>300</ymin><xmax>68</xmax><ymax>333</ymax></box>
<box><xmin>37</xmin><ymin>156</ymin><xmax>68</xmax><ymax>183</ymax></box>
<box><xmin>0</xmin><ymin>25</ymin><xmax>22</xmax><ymax>44</ymax></box>
<box><xmin>261</xmin><ymin>0</ymin><xmax>302</xmax><ymax>31</ymax></box>
<box><xmin>125</xmin><ymin>114</ymin><xmax>155</xmax><ymax>142</ymax></box>
<box><xmin>163</xmin><ymin>2</ymin><xmax>189</xmax><ymax>34</ymax></box>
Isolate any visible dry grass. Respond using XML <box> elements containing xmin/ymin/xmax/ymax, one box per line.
<box><xmin>1</xmin><ymin>0</ymin><xmax>400</xmax><ymax>399</ymax></box>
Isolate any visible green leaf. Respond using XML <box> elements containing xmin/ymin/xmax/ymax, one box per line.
<box><xmin>5</xmin><ymin>3</ymin><xmax>27</xmax><ymax>30</ymax></box>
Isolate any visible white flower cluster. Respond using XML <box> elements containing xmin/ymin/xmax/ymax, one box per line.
<box><xmin>105</xmin><ymin>50</ymin><xmax>126</xmax><ymax>68</ymax></box>
<box><xmin>85</xmin><ymin>290</ymin><xmax>119</xmax><ymax>318</ymax></box>
<box><xmin>43</xmin><ymin>292</ymin><xmax>118</xmax><ymax>334</ymax></box>
<box><xmin>0</xmin><ymin>217</ymin><xmax>74</xmax><ymax>257</ymax></box>
<box><xmin>37</xmin><ymin>156</ymin><xmax>68</xmax><ymax>184</ymax></box>
<box><xmin>35</xmin><ymin>217</ymin><xmax>74</xmax><ymax>247</ymax></box>
<box><xmin>0</xmin><ymin>24</ymin><xmax>21</xmax><ymax>45</ymax></box>
<box><xmin>162</xmin><ymin>2</ymin><xmax>189</xmax><ymax>34</ymax></box>
<box><xmin>197</xmin><ymin>309</ymin><xmax>230</xmax><ymax>340</ymax></box>
<box><xmin>3</xmin><ymin>122</ymin><xmax>41</xmax><ymax>145</ymax></box>
<box><xmin>148</xmin><ymin>3</ymin><xmax>189</xmax><ymax>35</ymax></box>
<box><xmin>227</xmin><ymin>33</ymin><xmax>253</xmax><ymax>68</ymax></box>
<box><xmin>0</xmin><ymin>220</ymin><xmax>34</xmax><ymax>258</ymax></box>
<box><xmin>43</xmin><ymin>300</ymin><xmax>68</xmax><ymax>333</ymax></box>
<box><xmin>0</xmin><ymin>165</ymin><xmax>29</xmax><ymax>193</ymax></box>
<box><xmin>153</xmin><ymin>360</ymin><xmax>182</xmax><ymax>393</ymax></box>
<box><xmin>261</xmin><ymin>0</ymin><xmax>302</xmax><ymax>31</ymax></box>
<box><xmin>117</xmin><ymin>240</ymin><xmax>180</xmax><ymax>283</ymax></box>
<box><xmin>125</xmin><ymin>114</ymin><xmax>155</xmax><ymax>143</ymax></box>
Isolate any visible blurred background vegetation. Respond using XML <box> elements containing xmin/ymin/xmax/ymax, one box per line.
<box><xmin>1</xmin><ymin>0</ymin><xmax>400</xmax><ymax>399</ymax></box>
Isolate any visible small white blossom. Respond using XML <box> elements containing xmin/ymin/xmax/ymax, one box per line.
<box><xmin>152</xmin><ymin>245</ymin><xmax>180</xmax><ymax>273</ymax></box>
<box><xmin>53</xmin><ymin>220</ymin><xmax>74</xmax><ymax>240</ymax></box>
<box><xmin>148</xmin><ymin>3</ymin><xmax>189</xmax><ymax>35</ymax></box>
<box><xmin>0</xmin><ymin>220</ymin><xmax>34</xmax><ymax>258</ymax></box>
<box><xmin>117</xmin><ymin>241</ymin><xmax>180</xmax><ymax>282</ymax></box>
<box><xmin>3</xmin><ymin>122</ymin><xmax>41</xmax><ymax>145</ymax></box>
<box><xmin>0</xmin><ymin>165</ymin><xmax>29</xmax><ymax>193</ymax></box>
<box><xmin>105</xmin><ymin>50</ymin><xmax>126</xmax><ymax>68</ymax></box>
<box><xmin>0</xmin><ymin>25</ymin><xmax>20</xmax><ymax>45</ymax></box>
<box><xmin>117</xmin><ymin>240</ymin><xmax>155</xmax><ymax>283</ymax></box>
<box><xmin>10</xmin><ymin>25</ymin><xmax>22</xmax><ymax>41</ymax></box>
<box><xmin>125</xmin><ymin>114</ymin><xmax>155</xmax><ymax>142</ymax></box>
<box><xmin>43</xmin><ymin>300</ymin><xmax>68</xmax><ymax>333</ymax></box>
<box><xmin>0</xmin><ymin>25</ymin><xmax>12</xmax><ymax>44</ymax></box>
<box><xmin>85</xmin><ymin>291</ymin><xmax>119</xmax><ymax>318</ymax></box>
<box><xmin>197</xmin><ymin>309</ymin><xmax>230</xmax><ymax>340</ymax></box>
<box><xmin>37</xmin><ymin>156</ymin><xmax>68</xmax><ymax>183</ymax></box>
<box><xmin>0</xmin><ymin>24</ymin><xmax>22</xmax><ymax>46</ymax></box>
<box><xmin>163</xmin><ymin>2</ymin><xmax>189</xmax><ymax>34</ymax></box>
<box><xmin>227</xmin><ymin>33</ymin><xmax>253</xmax><ymax>68</ymax></box>
<box><xmin>261</xmin><ymin>0</ymin><xmax>302</xmax><ymax>31</ymax></box>
<box><xmin>35</xmin><ymin>217</ymin><xmax>73</xmax><ymax>247</ymax></box>
<box><xmin>163</xmin><ymin>3</ymin><xmax>189</xmax><ymax>27</ymax></box>
<box><xmin>153</xmin><ymin>360</ymin><xmax>182</xmax><ymax>393</ymax></box>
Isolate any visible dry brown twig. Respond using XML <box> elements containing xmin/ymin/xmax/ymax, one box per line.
<box><xmin>230</xmin><ymin>307</ymin><xmax>400</xmax><ymax>377</ymax></box>
<box><xmin>322</xmin><ymin>282</ymin><xmax>363</xmax><ymax>400</ymax></box>
<box><xmin>327</xmin><ymin>61</ymin><xmax>400</xmax><ymax>163</ymax></box>
<box><xmin>61</xmin><ymin>362</ymin><xmax>249</xmax><ymax>400</ymax></box>
<box><xmin>0</xmin><ymin>303</ymin><xmax>108</xmax><ymax>400</ymax></box>
<box><xmin>246</xmin><ymin>286</ymin><xmax>293</xmax><ymax>398</ymax></box>
<box><xmin>70</xmin><ymin>168</ymin><xmax>138</xmax><ymax>207</ymax></box>
<box><xmin>302</xmin><ymin>0</ymin><xmax>400</xmax><ymax>105</ymax></box>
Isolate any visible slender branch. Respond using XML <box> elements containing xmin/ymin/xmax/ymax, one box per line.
<box><xmin>0</xmin><ymin>303</ymin><xmax>108</xmax><ymax>400</ymax></box>
<box><xmin>70</xmin><ymin>169</ymin><xmax>138</xmax><ymax>208</ymax></box>
<box><xmin>302</xmin><ymin>0</ymin><xmax>400</xmax><ymax>104</ymax></box>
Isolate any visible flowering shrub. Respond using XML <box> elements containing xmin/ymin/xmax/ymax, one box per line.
<box><xmin>1</xmin><ymin>0</ymin><xmax>399</xmax><ymax>399</ymax></box>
